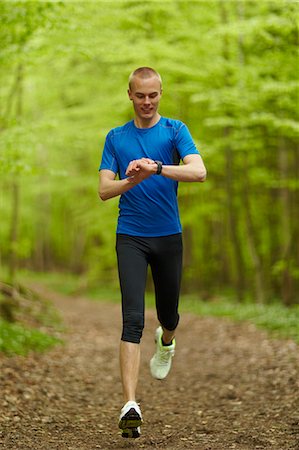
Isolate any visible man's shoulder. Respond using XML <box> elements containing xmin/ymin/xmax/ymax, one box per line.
<box><xmin>107</xmin><ymin>120</ymin><xmax>134</xmax><ymax>138</ymax></box>
<box><xmin>159</xmin><ymin>116</ymin><xmax>185</xmax><ymax>131</ymax></box>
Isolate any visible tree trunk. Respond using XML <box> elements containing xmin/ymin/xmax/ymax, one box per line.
<box><xmin>237</xmin><ymin>2</ymin><xmax>265</xmax><ymax>303</ymax></box>
<box><xmin>8</xmin><ymin>181</ymin><xmax>20</xmax><ymax>284</ymax></box>
<box><xmin>278</xmin><ymin>137</ymin><xmax>292</xmax><ymax>305</ymax></box>
<box><xmin>221</xmin><ymin>3</ymin><xmax>245</xmax><ymax>301</ymax></box>
<box><xmin>33</xmin><ymin>144</ymin><xmax>52</xmax><ymax>271</ymax></box>
<box><xmin>7</xmin><ymin>62</ymin><xmax>23</xmax><ymax>285</ymax></box>
<box><xmin>224</xmin><ymin>132</ymin><xmax>245</xmax><ymax>301</ymax></box>
<box><xmin>241</xmin><ymin>160</ymin><xmax>265</xmax><ymax>303</ymax></box>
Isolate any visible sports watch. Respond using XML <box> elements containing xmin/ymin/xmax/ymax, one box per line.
<box><xmin>154</xmin><ymin>160</ymin><xmax>163</xmax><ymax>175</ymax></box>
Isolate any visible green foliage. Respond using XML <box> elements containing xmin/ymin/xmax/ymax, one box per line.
<box><xmin>0</xmin><ymin>1</ymin><xmax>298</xmax><ymax>304</ymax></box>
<box><xmin>0</xmin><ymin>319</ymin><xmax>62</xmax><ymax>356</ymax></box>
<box><xmin>20</xmin><ymin>270</ymin><xmax>299</xmax><ymax>344</ymax></box>
<box><xmin>0</xmin><ymin>273</ymin><xmax>63</xmax><ymax>355</ymax></box>
<box><xmin>180</xmin><ymin>296</ymin><xmax>299</xmax><ymax>344</ymax></box>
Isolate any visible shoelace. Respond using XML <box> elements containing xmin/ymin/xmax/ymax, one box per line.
<box><xmin>157</xmin><ymin>347</ymin><xmax>174</xmax><ymax>364</ymax></box>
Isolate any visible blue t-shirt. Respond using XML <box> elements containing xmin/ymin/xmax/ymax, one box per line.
<box><xmin>99</xmin><ymin>116</ymin><xmax>199</xmax><ymax>237</ymax></box>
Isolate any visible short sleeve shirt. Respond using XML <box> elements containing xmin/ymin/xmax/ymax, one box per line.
<box><xmin>99</xmin><ymin>116</ymin><xmax>199</xmax><ymax>237</ymax></box>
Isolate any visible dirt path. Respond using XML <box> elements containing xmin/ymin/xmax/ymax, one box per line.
<box><xmin>0</xmin><ymin>287</ymin><xmax>298</xmax><ymax>450</ymax></box>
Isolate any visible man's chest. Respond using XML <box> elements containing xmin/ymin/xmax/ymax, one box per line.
<box><xmin>115</xmin><ymin>132</ymin><xmax>175</xmax><ymax>166</ymax></box>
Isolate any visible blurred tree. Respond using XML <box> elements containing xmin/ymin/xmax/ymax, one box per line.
<box><xmin>0</xmin><ymin>1</ymin><xmax>297</xmax><ymax>304</ymax></box>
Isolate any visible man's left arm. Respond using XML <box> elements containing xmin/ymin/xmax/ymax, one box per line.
<box><xmin>160</xmin><ymin>154</ymin><xmax>206</xmax><ymax>182</ymax></box>
<box><xmin>126</xmin><ymin>154</ymin><xmax>207</xmax><ymax>183</ymax></box>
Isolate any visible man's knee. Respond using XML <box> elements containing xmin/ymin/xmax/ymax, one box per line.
<box><xmin>159</xmin><ymin>312</ymin><xmax>180</xmax><ymax>332</ymax></box>
<box><xmin>121</xmin><ymin>310</ymin><xmax>144</xmax><ymax>344</ymax></box>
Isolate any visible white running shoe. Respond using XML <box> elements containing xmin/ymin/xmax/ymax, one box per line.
<box><xmin>118</xmin><ymin>401</ymin><xmax>142</xmax><ymax>438</ymax></box>
<box><xmin>150</xmin><ymin>326</ymin><xmax>176</xmax><ymax>380</ymax></box>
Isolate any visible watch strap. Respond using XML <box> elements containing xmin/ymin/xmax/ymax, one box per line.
<box><xmin>154</xmin><ymin>160</ymin><xmax>163</xmax><ymax>175</ymax></box>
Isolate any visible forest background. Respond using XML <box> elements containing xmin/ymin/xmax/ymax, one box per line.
<box><xmin>0</xmin><ymin>0</ymin><xmax>298</xmax><ymax>319</ymax></box>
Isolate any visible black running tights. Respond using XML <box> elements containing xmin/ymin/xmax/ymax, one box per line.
<box><xmin>116</xmin><ymin>233</ymin><xmax>182</xmax><ymax>344</ymax></box>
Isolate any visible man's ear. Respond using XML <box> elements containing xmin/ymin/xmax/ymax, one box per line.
<box><xmin>128</xmin><ymin>89</ymin><xmax>133</xmax><ymax>101</ymax></box>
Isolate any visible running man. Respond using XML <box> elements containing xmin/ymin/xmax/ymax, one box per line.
<box><xmin>98</xmin><ymin>67</ymin><xmax>207</xmax><ymax>438</ymax></box>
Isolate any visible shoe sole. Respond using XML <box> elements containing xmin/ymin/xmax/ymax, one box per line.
<box><xmin>121</xmin><ymin>427</ymin><xmax>140</xmax><ymax>438</ymax></box>
<box><xmin>119</xmin><ymin>407</ymin><xmax>142</xmax><ymax>439</ymax></box>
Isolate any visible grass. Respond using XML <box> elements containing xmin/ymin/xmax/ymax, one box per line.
<box><xmin>0</xmin><ymin>319</ymin><xmax>62</xmax><ymax>356</ymax></box>
<box><xmin>179</xmin><ymin>295</ymin><xmax>299</xmax><ymax>344</ymax></box>
<box><xmin>14</xmin><ymin>270</ymin><xmax>299</xmax><ymax>345</ymax></box>
<box><xmin>0</xmin><ymin>270</ymin><xmax>64</xmax><ymax>356</ymax></box>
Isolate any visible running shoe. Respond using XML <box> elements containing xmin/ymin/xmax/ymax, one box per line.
<box><xmin>118</xmin><ymin>400</ymin><xmax>142</xmax><ymax>438</ymax></box>
<box><xmin>150</xmin><ymin>326</ymin><xmax>176</xmax><ymax>380</ymax></box>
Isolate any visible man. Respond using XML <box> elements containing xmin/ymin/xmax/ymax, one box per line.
<box><xmin>98</xmin><ymin>67</ymin><xmax>206</xmax><ymax>439</ymax></box>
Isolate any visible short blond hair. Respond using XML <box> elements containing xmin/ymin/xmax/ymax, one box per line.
<box><xmin>128</xmin><ymin>67</ymin><xmax>162</xmax><ymax>90</ymax></box>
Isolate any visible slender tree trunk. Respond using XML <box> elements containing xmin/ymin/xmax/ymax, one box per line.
<box><xmin>293</xmin><ymin>143</ymin><xmax>299</xmax><ymax>297</ymax></box>
<box><xmin>241</xmin><ymin>158</ymin><xmax>265</xmax><ymax>303</ymax></box>
<box><xmin>33</xmin><ymin>144</ymin><xmax>52</xmax><ymax>271</ymax></box>
<box><xmin>8</xmin><ymin>182</ymin><xmax>20</xmax><ymax>283</ymax></box>
<box><xmin>237</xmin><ymin>2</ymin><xmax>265</xmax><ymax>303</ymax></box>
<box><xmin>221</xmin><ymin>3</ymin><xmax>244</xmax><ymax>301</ymax></box>
<box><xmin>0</xmin><ymin>64</ymin><xmax>22</xmax><ymax>276</ymax></box>
<box><xmin>224</xmin><ymin>131</ymin><xmax>245</xmax><ymax>301</ymax></box>
<box><xmin>0</xmin><ymin>187</ymin><xmax>3</xmax><ymax>271</ymax></box>
<box><xmin>8</xmin><ymin>62</ymin><xmax>23</xmax><ymax>285</ymax></box>
<box><xmin>71</xmin><ymin>229</ymin><xmax>87</xmax><ymax>273</ymax></box>
<box><xmin>183</xmin><ymin>225</ymin><xmax>193</xmax><ymax>267</ymax></box>
<box><xmin>278</xmin><ymin>137</ymin><xmax>292</xmax><ymax>305</ymax></box>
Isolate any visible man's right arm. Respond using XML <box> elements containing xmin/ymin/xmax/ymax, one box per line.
<box><xmin>98</xmin><ymin>170</ymin><xmax>134</xmax><ymax>201</ymax></box>
<box><xmin>99</xmin><ymin>160</ymin><xmax>154</xmax><ymax>201</ymax></box>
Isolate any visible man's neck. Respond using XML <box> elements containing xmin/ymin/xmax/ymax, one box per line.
<box><xmin>134</xmin><ymin>114</ymin><xmax>161</xmax><ymax>129</ymax></box>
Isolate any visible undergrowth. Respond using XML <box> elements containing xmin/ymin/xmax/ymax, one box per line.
<box><xmin>0</xmin><ymin>319</ymin><xmax>62</xmax><ymax>356</ymax></box>
<box><xmin>18</xmin><ymin>270</ymin><xmax>299</xmax><ymax>345</ymax></box>
<box><xmin>0</xmin><ymin>275</ymin><xmax>63</xmax><ymax>356</ymax></box>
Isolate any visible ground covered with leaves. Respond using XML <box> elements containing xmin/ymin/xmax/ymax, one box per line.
<box><xmin>0</xmin><ymin>287</ymin><xmax>298</xmax><ymax>450</ymax></box>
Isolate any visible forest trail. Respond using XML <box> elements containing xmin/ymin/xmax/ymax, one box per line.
<box><xmin>0</xmin><ymin>286</ymin><xmax>298</xmax><ymax>450</ymax></box>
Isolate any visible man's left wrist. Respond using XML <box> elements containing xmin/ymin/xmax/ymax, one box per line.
<box><xmin>154</xmin><ymin>160</ymin><xmax>163</xmax><ymax>175</ymax></box>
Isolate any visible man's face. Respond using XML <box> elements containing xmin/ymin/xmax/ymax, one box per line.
<box><xmin>128</xmin><ymin>76</ymin><xmax>162</xmax><ymax>122</ymax></box>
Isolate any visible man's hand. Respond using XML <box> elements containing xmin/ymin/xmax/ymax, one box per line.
<box><xmin>126</xmin><ymin>158</ymin><xmax>157</xmax><ymax>183</ymax></box>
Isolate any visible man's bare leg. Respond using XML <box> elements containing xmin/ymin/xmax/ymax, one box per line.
<box><xmin>119</xmin><ymin>341</ymin><xmax>140</xmax><ymax>403</ymax></box>
<box><xmin>161</xmin><ymin>326</ymin><xmax>176</xmax><ymax>345</ymax></box>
